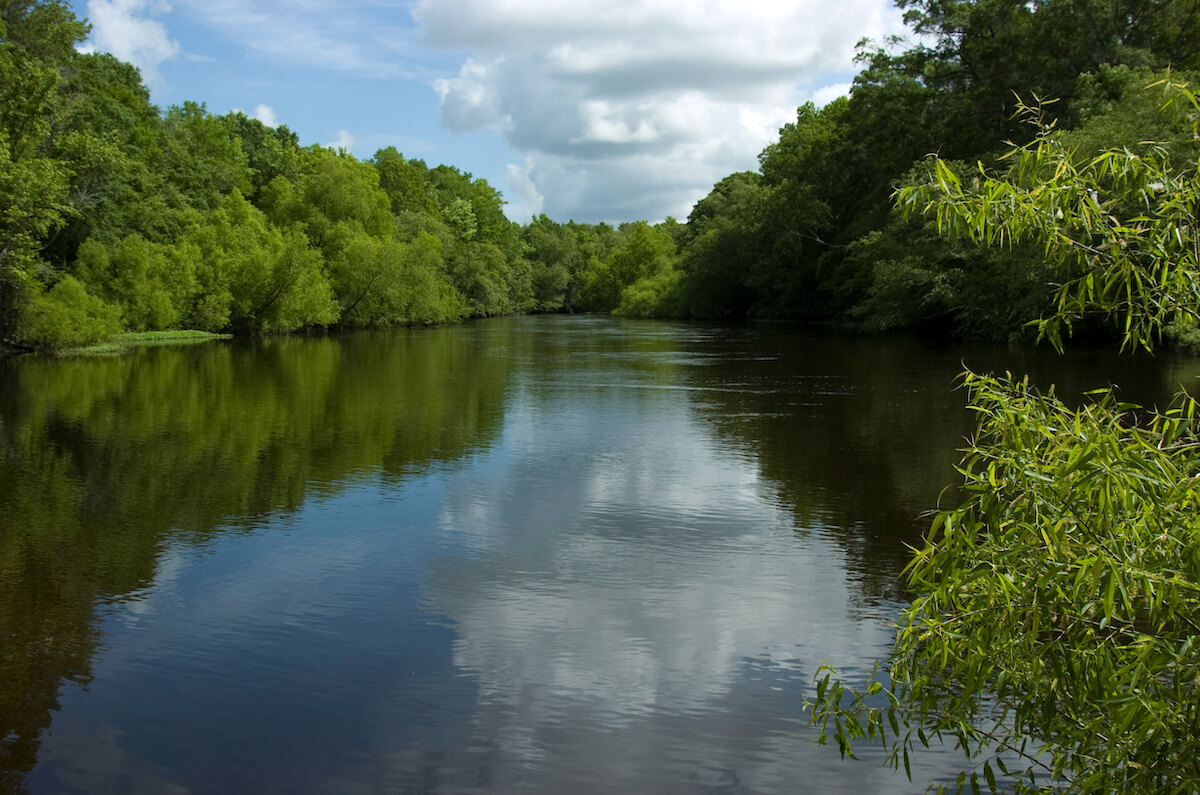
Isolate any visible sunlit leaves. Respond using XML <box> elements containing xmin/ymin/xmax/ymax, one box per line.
<box><xmin>810</xmin><ymin>374</ymin><xmax>1200</xmax><ymax>793</ymax></box>
<box><xmin>811</xmin><ymin>76</ymin><xmax>1200</xmax><ymax>795</ymax></box>
<box><xmin>896</xmin><ymin>80</ymin><xmax>1200</xmax><ymax>353</ymax></box>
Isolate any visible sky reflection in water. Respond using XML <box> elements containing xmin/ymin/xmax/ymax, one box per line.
<box><xmin>10</xmin><ymin>317</ymin><xmax>1198</xmax><ymax>793</ymax></box>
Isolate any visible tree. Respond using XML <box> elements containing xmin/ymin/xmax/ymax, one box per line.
<box><xmin>48</xmin><ymin>52</ymin><xmax>177</xmax><ymax>261</ymax></box>
<box><xmin>523</xmin><ymin>214</ymin><xmax>581</xmax><ymax>312</ymax></box>
<box><xmin>678</xmin><ymin>171</ymin><xmax>771</xmax><ymax>319</ymax></box>
<box><xmin>371</xmin><ymin>147</ymin><xmax>439</xmax><ymax>217</ymax></box>
<box><xmin>75</xmin><ymin>233</ymin><xmax>197</xmax><ymax>330</ymax></box>
<box><xmin>849</xmin><ymin>160</ymin><xmax>1054</xmax><ymax>341</ymax></box>
<box><xmin>807</xmin><ymin>79</ymin><xmax>1200</xmax><ymax>793</ymax></box>
<box><xmin>897</xmin><ymin>85</ymin><xmax>1200</xmax><ymax>352</ymax></box>
<box><xmin>580</xmin><ymin>221</ymin><xmax>678</xmax><ymax>313</ymax></box>
<box><xmin>183</xmin><ymin>191</ymin><xmax>338</xmax><ymax>332</ymax></box>
<box><xmin>221</xmin><ymin>111</ymin><xmax>302</xmax><ymax>201</ymax></box>
<box><xmin>160</xmin><ymin>102</ymin><xmax>252</xmax><ymax>211</ymax></box>
<box><xmin>0</xmin><ymin>0</ymin><xmax>88</xmax><ymax>343</ymax></box>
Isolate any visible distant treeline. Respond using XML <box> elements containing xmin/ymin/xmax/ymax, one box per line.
<box><xmin>3</xmin><ymin>0</ymin><xmax>1200</xmax><ymax>350</ymax></box>
<box><xmin>614</xmin><ymin>0</ymin><xmax>1200</xmax><ymax>346</ymax></box>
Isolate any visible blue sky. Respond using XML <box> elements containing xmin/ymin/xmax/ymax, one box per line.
<box><xmin>70</xmin><ymin>0</ymin><xmax>910</xmax><ymax>224</ymax></box>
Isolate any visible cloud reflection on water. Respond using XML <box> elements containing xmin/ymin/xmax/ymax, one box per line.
<box><xmin>423</xmin><ymin>385</ymin><xmax>907</xmax><ymax>792</ymax></box>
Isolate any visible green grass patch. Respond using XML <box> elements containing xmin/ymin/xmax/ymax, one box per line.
<box><xmin>113</xmin><ymin>330</ymin><xmax>233</xmax><ymax>345</ymax></box>
<box><xmin>53</xmin><ymin>330</ymin><xmax>233</xmax><ymax>357</ymax></box>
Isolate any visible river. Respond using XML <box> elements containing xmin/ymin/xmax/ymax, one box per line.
<box><xmin>1</xmin><ymin>316</ymin><xmax>1196</xmax><ymax>793</ymax></box>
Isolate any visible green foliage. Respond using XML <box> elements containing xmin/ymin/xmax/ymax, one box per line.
<box><xmin>523</xmin><ymin>214</ymin><xmax>577</xmax><ymax>311</ymax></box>
<box><xmin>1064</xmin><ymin>66</ymin><xmax>1200</xmax><ymax>156</ymax></box>
<box><xmin>851</xmin><ymin>164</ymin><xmax>1053</xmax><ymax>342</ymax></box>
<box><xmin>220</xmin><ymin>111</ymin><xmax>302</xmax><ymax>200</ymax></box>
<box><xmin>331</xmin><ymin>229</ymin><xmax>465</xmax><ymax>326</ymax></box>
<box><xmin>613</xmin><ymin>269</ymin><xmax>683</xmax><ymax>319</ymax></box>
<box><xmin>521</xmin><ymin>215</ymin><xmax>615</xmax><ymax>312</ymax></box>
<box><xmin>664</xmin><ymin>0</ymin><xmax>1200</xmax><ymax>332</ymax></box>
<box><xmin>896</xmin><ymin>81</ymin><xmax>1200</xmax><ymax>352</ymax></box>
<box><xmin>810</xmin><ymin>78</ymin><xmax>1200</xmax><ymax>795</ymax></box>
<box><xmin>184</xmin><ymin>191</ymin><xmax>339</xmax><ymax>332</ymax></box>
<box><xmin>581</xmin><ymin>221</ymin><xmax>679</xmax><ymax>313</ymax></box>
<box><xmin>0</xmin><ymin>0</ymin><xmax>549</xmax><ymax>347</ymax></box>
<box><xmin>263</xmin><ymin>148</ymin><xmax>394</xmax><ymax>248</ymax></box>
<box><xmin>0</xmin><ymin>1</ymin><xmax>85</xmax><ymax>340</ymax></box>
<box><xmin>160</xmin><ymin>101</ymin><xmax>252</xmax><ymax>211</ymax></box>
<box><xmin>17</xmin><ymin>274</ymin><xmax>121</xmax><ymax>349</ymax></box>
<box><xmin>678</xmin><ymin>172</ymin><xmax>771</xmax><ymax>319</ymax></box>
<box><xmin>371</xmin><ymin>147</ymin><xmax>439</xmax><ymax>216</ymax></box>
<box><xmin>809</xmin><ymin>372</ymin><xmax>1200</xmax><ymax>793</ymax></box>
<box><xmin>77</xmin><ymin>234</ymin><xmax>199</xmax><ymax>331</ymax></box>
<box><xmin>48</xmin><ymin>52</ymin><xmax>178</xmax><ymax>261</ymax></box>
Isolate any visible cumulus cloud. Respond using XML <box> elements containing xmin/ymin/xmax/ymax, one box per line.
<box><xmin>326</xmin><ymin>129</ymin><xmax>357</xmax><ymax>152</ymax></box>
<box><xmin>414</xmin><ymin>0</ymin><xmax>909</xmax><ymax>222</ymax></box>
<box><xmin>80</xmin><ymin>0</ymin><xmax>180</xmax><ymax>88</ymax></box>
<box><xmin>506</xmin><ymin>157</ymin><xmax>545</xmax><ymax>220</ymax></box>
<box><xmin>232</xmin><ymin>104</ymin><xmax>280</xmax><ymax>127</ymax></box>
<box><xmin>812</xmin><ymin>82</ymin><xmax>854</xmax><ymax>107</ymax></box>
<box><xmin>253</xmin><ymin>104</ymin><xmax>277</xmax><ymax>127</ymax></box>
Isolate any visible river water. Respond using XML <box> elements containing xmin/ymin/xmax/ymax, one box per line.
<box><xmin>1</xmin><ymin>316</ymin><xmax>1196</xmax><ymax>794</ymax></box>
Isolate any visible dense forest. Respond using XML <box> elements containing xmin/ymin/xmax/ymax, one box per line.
<box><xmin>2</xmin><ymin>0</ymin><xmax>1200</xmax><ymax>351</ymax></box>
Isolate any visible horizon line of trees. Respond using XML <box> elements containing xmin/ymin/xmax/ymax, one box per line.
<box><xmin>597</xmin><ymin>0</ymin><xmax>1200</xmax><ymax>349</ymax></box>
<box><xmin>1</xmin><ymin>0</ymin><xmax>676</xmax><ymax>351</ymax></box>
<box><xmin>5</xmin><ymin>0</ymin><xmax>1200</xmax><ymax>352</ymax></box>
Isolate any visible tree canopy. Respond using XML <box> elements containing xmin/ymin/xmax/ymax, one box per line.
<box><xmin>806</xmin><ymin>78</ymin><xmax>1200</xmax><ymax>795</ymax></box>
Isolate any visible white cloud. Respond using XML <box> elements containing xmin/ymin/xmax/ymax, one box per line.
<box><xmin>326</xmin><ymin>129</ymin><xmax>357</xmax><ymax>152</ymax></box>
<box><xmin>414</xmin><ymin>0</ymin><xmax>910</xmax><ymax>222</ymax></box>
<box><xmin>81</xmin><ymin>0</ymin><xmax>181</xmax><ymax>88</ymax></box>
<box><xmin>418</xmin><ymin>396</ymin><xmax>906</xmax><ymax>790</ymax></box>
<box><xmin>506</xmin><ymin>157</ymin><xmax>545</xmax><ymax>220</ymax></box>
<box><xmin>811</xmin><ymin>82</ymin><xmax>854</xmax><ymax>107</ymax></box>
<box><xmin>253</xmin><ymin>104</ymin><xmax>277</xmax><ymax>127</ymax></box>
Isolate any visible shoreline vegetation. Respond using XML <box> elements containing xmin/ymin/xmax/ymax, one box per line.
<box><xmin>46</xmin><ymin>329</ymin><xmax>233</xmax><ymax>357</ymax></box>
<box><xmin>5</xmin><ymin>1</ymin><xmax>1200</xmax><ymax>356</ymax></box>
<box><xmin>6</xmin><ymin>1</ymin><xmax>1200</xmax><ymax>791</ymax></box>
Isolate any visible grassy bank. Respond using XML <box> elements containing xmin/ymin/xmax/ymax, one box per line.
<box><xmin>53</xmin><ymin>330</ymin><xmax>233</xmax><ymax>357</ymax></box>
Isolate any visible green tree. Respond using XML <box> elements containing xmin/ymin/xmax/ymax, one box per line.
<box><xmin>160</xmin><ymin>102</ymin><xmax>252</xmax><ymax>211</ymax></box>
<box><xmin>0</xmin><ymin>0</ymin><xmax>88</xmax><ymax>343</ymax></box>
<box><xmin>261</xmin><ymin>147</ymin><xmax>393</xmax><ymax>249</ymax></box>
<box><xmin>371</xmin><ymin>147</ymin><xmax>439</xmax><ymax>217</ymax></box>
<box><xmin>184</xmin><ymin>191</ymin><xmax>338</xmax><ymax>332</ymax></box>
<box><xmin>523</xmin><ymin>214</ymin><xmax>582</xmax><ymax>312</ymax></box>
<box><xmin>328</xmin><ymin>229</ymin><xmax>465</xmax><ymax>326</ymax></box>
<box><xmin>581</xmin><ymin>221</ymin><xmax>678</xmax><ymax>313</ymax></box>
<box><xmin>75</xmin><ymin>234</ymin><xmax>198</xmax><ymax>330</ymax></box>
<box><xmin>808</xmin><ymin>79</ymin><xmax>1200</xmax><ymax>793</ymax></box>
<box><xmin>221</xmin><ymin>111</ymin><xmax>303</xmax><ymax>201</ymax></box>
<box><xmin>17</xmin><ymin>273</ymin><xmax>120</xmax><ymax>348</ymax></box>
<box><xmin>48</xmin><ymin>52</ymin><xmax>177</xmax><ymax>261</ymax></box>
<box><xmin>678</xmin><ymin>171</ymin><xmax>771</xmax><ymax>319</ymax></box>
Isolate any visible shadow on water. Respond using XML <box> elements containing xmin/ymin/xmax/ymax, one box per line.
<box><xmin>0</xmin><ymin>330</ymin><xmax>512</xmax><ymax>792</ymax></box>
<box><xmin>1</xmin><ymin>316</ymin><xmax>1197</xmax><ymax>793</ymax></box>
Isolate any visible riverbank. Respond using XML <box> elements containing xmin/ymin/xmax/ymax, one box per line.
<box><xmin>41</xmin><ymin>330</ymin><xmax>233</xmax><ymax>357</ymax></box>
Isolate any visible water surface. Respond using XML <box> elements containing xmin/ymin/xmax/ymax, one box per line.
<box><xmin>2</xmin><ymin>317</ymin><xmax>1195</xmax><ymax>793</ymax></box>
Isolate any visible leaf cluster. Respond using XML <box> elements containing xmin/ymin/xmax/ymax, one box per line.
<box><xmin>811</xmin><ymin>371</ymin><xmax>1200</xmax><ymax>793</ymax></box>
<box><xmin>897</xmin><ymin>79</ymin><xmax>1200</xmax><ymax>353</ymax></box>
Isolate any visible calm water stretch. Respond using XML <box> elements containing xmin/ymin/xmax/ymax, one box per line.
<box><xmin>2</xmin><ymin>317</ymin><xmax>1197</xmax><ymax>794</ymax></box>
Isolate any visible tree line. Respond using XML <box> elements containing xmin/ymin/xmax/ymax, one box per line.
<box><xmin>0</xmin><ymin>0</ymin><xmax>662</xmax><ymax>350</ymax></box>
<box><xmin>808</xmin><ymin>77</ymin><xmax>1200</xmax><ymax>794</ymax></box>
<box><xmin>627</xmin><ymin>0</ymin><xmax>1200</xmax><ymax>346</ymax></box>
<box><xmin>9</xmin><ymin>0</ymin><xmax>1199</xmax><ymax>351</ymax></box>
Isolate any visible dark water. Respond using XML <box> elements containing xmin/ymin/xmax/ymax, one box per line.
<box><xmin>2</xmin><ymin>317</ymin><xmax>1196</xmax><ymax>794</ymax></box>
